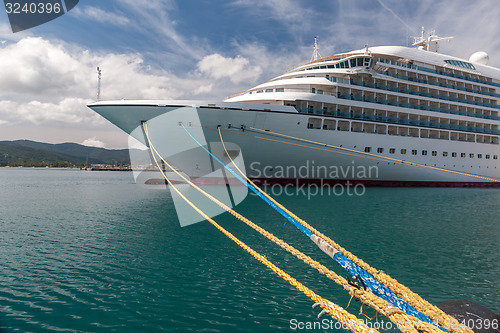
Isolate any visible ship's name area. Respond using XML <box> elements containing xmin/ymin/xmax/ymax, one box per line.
<box><xmin>248</xmin><ymin>160</ymin><xmax>379</xmax><ymax>179</ymax></box>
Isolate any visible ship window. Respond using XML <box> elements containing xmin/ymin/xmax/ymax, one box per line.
<box><xmin>357</xmin><ymin>57</ymin><xmax>363</xmax><ymax>67</ymax></box>
<box><xmin>320</xmin><ymin>66</ymin><xmax>326</xmax><ymax>69</ymax></box>
<box><xmin>411</xmin><ymin>149</ymin><xmax>417</xmax><ymax>155</ymax></box>
<box><xmin>364</xmin><ymin>147</ymin><xmax>372</xmax><ymax>153</ymax></box>
<box><xmin>307</xmin><ymin>118</ymin><xmax>322</xmax><ymax>129</ymax></box>
<box><xmin>364</xmin><ymin>58</ymin><xmax>371</xmax><ymax>67</ymax></box>
<box><xmin>323</xmin><ymin>119</ymin><xmax>336</xmax><ymax>130</ymax></box>
<box><xmin>389</xmin><ymin>148</ymin><xmax>395</xmax><ymax>154</ymax></box>
<box><xmin>335</xmin><ymin>63</ymin><xmax>340</xmax><ymax>68</ymax></box>
<box><xmin>486</xmin><ymin>154</ymin><xmax>490</xmax><ymax>159</ymax></box>
<box><xmin>401</xmin><ymin>149</ymin><xmax>407</xmax><ymax>155</ymax></box>
<box><xmin>350</xmin><ymin>58</ymin><xmax>356</xmax><ymax>68</ymax></box>
<box><xmin>443</xmin><ymin>152</ymin><xmax>448</xmax><ymax>157</ymax></box>
<box><xmin>338</xmin><ymin>120</ymin><xmax>349</xmax><ymax>131</ymax></box>
<box><xmin>265</xmin><ymin>89</ymin><xmax>273</xmax><ymax>93</ymax></box>
<box><xmin>327</xmin><ymin>65</ymin><xmax>334</xmax><ymax>69</ymax></box>
<box><xmin>444</xmin><ymin>60</ymin><xmax>476</xmax><ymax>70</ymax></box>
<box><xmin>377</xmin><ymin>147</ymin><xmax>384</xmax><ymax>153</ymax></box>
<box><xmin>469</xmin><ymin>153</ymin><xmax>474</xmax><ymax>158</ymax></box>
<box><xmin>317</xmin><ymin>90</ymin><xmax>323</xmax><ymax>94</ymax></box>
<box><xmin>432</xmin><ymin>151</ymin><xmax>437</xmax><ymax>156</ymax></box>
<box><xmin>452</xmin><ymin>152</ymin><xmax>457</xmax><ymax>157</ymax></box>
<box><xmin>311</xmin><ymin>88</ymin><xmax>316</xmax><ymax>93</ymax></box>
<box><xmin>478</xmin><ymin>154</ymin><xmax>482</xmax><ymax>159</ymax></box>
<box><xmin>494</xmin><ymin>155</ymin><xmax>498</xmax><ymax>159</ymax></box>
<box><xmin>422</xmin><ymin>150</ymin><xmax>428</xmax><ymax>156</ymax></box>
<box><xmin>276</xmin><ymin>88</ymin><xmax>284</xmax><ymax>92</ymax></box>
<box><xmin>257</xmin><ymin>90</ymin><xmax>263</xmax><ymax>93</ymax></box>
<box><xmin>461</xmin><ymin>153</ymin><xmax>466</xmax><ymax>158</ymax></box>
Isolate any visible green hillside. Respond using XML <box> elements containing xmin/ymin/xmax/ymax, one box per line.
<box><xmin>0</xmin><ymin>140</ymin><xmax>135</xmax><ymax>167</ymax></box>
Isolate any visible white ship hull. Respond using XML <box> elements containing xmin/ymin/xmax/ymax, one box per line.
<box><xmin>89</xmin><ymin>101</ymin><xmax>500</xmax><ymax>186</ymax></box>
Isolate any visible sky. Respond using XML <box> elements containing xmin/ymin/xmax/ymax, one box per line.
<box><xmin>1</xmin><ymin>0</ymin><xmax>500</xmax><ymax>149</ymax></box>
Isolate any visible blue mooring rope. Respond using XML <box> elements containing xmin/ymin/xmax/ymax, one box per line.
<box><xmin>180</xmin><ymin>124</ymin><xmax>446</xmax><ymax>331</ymax></box>
<box><xmin>180</xmin><ymin>124</ymin><xmax>312</xmax><ymax>237</ymax></box>
<box><xmin>335</xmin><ymin>253</ymin><xmax>446</xmax><ymax>331</ymax></box>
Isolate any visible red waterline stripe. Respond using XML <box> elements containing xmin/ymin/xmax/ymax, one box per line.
<box><xmin>144</xmin><ymin>177</ymin><xmax>500</xmax><ymax>188</ymax></box>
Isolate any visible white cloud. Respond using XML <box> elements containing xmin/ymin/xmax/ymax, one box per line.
<box><xmin>0</xmin><ymin>36</ymin><xmax>271</xmax><ymax>136</ymax></box>
<box><xmin>93</xmin><ymin>52</ymin><xmax>182</xmax><ymax>100</ymax></box>
<box><xmin>0</xmin><ymin>37</ymin><xmax>193</xmax><ymax>103</ymax></box>
<box><xmin>233</xmin><ymin>41</ymin><xmax>307</xmax><ymax>80</ymax></box>
<box><xmin>114</xmin><ymin>0</ymin><xmax>205</xmax><ymax>61</ymax></box>
<box><xmin>0</xmin><ymin>37</ymin><xmax>288</xmax><ymax>149</ymax></box>
<box><xmin>417</xmin><ymin>1</ymin><xmax>500</xmax><ymax>66</ymax></box>
<box><xmin>82</xmin><ymin>137</ymin><xmax>106</xmax><ymax>148</ymax></box>
<box><xmin>197</xmin><ymin>54</ymin><xmax>262</xmax><ymax>84</ymax></box>
<box><xmin>0</xmin><ymin>22</ymin><xmax>32</xmax><ymax>42</ymax></box>
<box><xmin>194</xmin><ymin>84</ymin><xmax>213</xmax><ymax>95</ymax></box>
<box><xmin>117</xmin><ymin>0</ymin><xmax>176</xmax><ymax>12</ymax></box>
<box><xmin>319</xmin><ymin>0</ymin><xmax>500</xmax><ymax>67</ymax></box>
<box><xmin>0</xmin><ymin>98</ymin><xmax>101</xmax><ymax>126</ymax></box>
<box><xmin>231</xmin><ymin>0</ymin><xmax>315</xmax><ymax>33</ymax></box>
<box><xmin>0</xmin><ymin>37</ymin><xmax>89</xmax><ymax>98</ymax></box>
<box><xmin>71</xmin><ymin>6</ymin><xmax>130</xmax><ymax>27</ymax></box>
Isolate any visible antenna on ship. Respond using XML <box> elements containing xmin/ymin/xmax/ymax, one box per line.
<box><xmin>96</xmin><ymin>67</ymin><xmax>102</xmax><ymax>101</ymax></box>
<box><xmin>311</xmin><ymin>36</ymin><xmax>321</xmax><ymax>61</ymax></box>
<box><xmin>412</xmin><ymin>27</ymin><xmax>455</xmax><ymax>53</ymax></box>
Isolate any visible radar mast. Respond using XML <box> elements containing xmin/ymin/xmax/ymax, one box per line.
<box><xmin>412</xmin><ymin>27</ymin><xmax>455</xmax><ymax>53</ymax></box>
<box><xmin>96</xmin><ymin>67</ymin><xmax>102</xmax><ymax>101</ymax></box>
<box><xmin>311</xmin><ymin>36</ymin><xmax>321</xmax><ymax>61</ymax></box>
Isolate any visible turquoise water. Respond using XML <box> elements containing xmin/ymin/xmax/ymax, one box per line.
<box><xmin>0</xmin><ymin>168</ymin><xmax>498</xmax><ymax>332</ymax></box>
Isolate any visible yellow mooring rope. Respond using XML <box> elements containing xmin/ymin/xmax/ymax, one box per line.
<box><xmin>142</xmin><ymin>122</ymin><xmax>379</xmax><ymax>333</ymax></box>
<box><xmin>142</xmin><ymin>122</ymin><xmax>457</xmax><ymax>333</ymax></box>
<box><xmin>216</xmin><ymin>127</ymin><xmax>473</xmax><ymax>333</ymax></box>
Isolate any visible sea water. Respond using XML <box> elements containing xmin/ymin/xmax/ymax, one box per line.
<box><xmin>0</xmin><ymin>168</ymin><xmax>498</xmax><ymax>332</ymax></box>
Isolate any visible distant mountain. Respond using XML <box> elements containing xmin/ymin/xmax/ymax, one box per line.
<box><xmin>0</xmin><ymin>140</ymin><xmax>137</xmax><ymax>167</ymax></box>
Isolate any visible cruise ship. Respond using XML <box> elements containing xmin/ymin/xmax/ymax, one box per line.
<box><xmin>88</xmin><ymin>29</ymin><xmax>500</xmax><ymax>186</ymax></box>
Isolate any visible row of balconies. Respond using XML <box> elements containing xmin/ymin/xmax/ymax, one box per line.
<box><xmin>375</xmin><ymin>57</ymin><xmax>500</xmax><ymax>89</ymax></box>
<box><xmin>297</xmin><ymin>103</ymin><xmax>500</xmax><ymax>136</ymax></box>
<box><xmin>306</xmin><ymin>116</ymin><xmax>499</xmax><ymax>144</ymax></box>
<box><xmin>329</xmin><ymin>77</ymin><xmax>499</xmax><ymax>112</ymax></box>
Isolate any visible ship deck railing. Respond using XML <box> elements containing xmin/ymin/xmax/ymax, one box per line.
<box><xmin>297</xmin><ymin>107</ymin><xmax>500</xmax><ymax>136</ymax></box>
<box><xmin>330</xmin><ymin>77</ymin><xmax>500</xmax><ymax>110</ymax></box>
<box><xmin>225</xmin><ymin>85</ymin><xmax>500</xmax><ymax>122</ymax></box>
<box><xmin>334</xmin><ymin>93</ymin><xmax>500</xmax><ymax>121</ymax></box>
<box><xmin>376</xmin><ymin>57</ymin><xmax>500</xmax><ymax>89</ymax></box>
<box><xmin>374</xmin><ymin>72</ymin><xmax>500</xmax><ymax>101</ymax></box>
